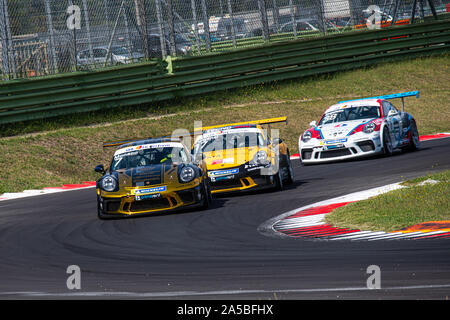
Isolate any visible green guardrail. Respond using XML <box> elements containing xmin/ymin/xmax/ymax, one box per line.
<box><xmin>0</xmin><ymin>20</ymin><xmax>449</xmax><ymax>125</ymax></box>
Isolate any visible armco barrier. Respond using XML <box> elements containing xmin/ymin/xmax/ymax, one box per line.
<box><xmin>0</xmin><ymin>20</ymin><xmax>449</xmax><ymax>125</ymax></box>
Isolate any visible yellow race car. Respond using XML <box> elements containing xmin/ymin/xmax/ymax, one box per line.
<box><xmin>94</xmin><ymin>137</ymin><xmax>212</xmax><ymax>219</ymax></box>
<box><xmin>192</xmin><ymin>117</ymin><xmax>294</xmax><ymax>194</ymax></box>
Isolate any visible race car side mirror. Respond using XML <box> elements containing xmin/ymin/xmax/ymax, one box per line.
<box><xmin>387</xmin><ymin>110</ymin><xmax>398</xmax><ymax>117</ymax></box>
<box><xmin>310</xmin><ymin>121</ymin><xmax>317</xmax><ymax>128</ymax></box>
<box><xmin>272</xmin><ymin>138</ymin><xmax>283</xmax><ymax>145</ymax></box>
<box><xmin>94</xmin><ymin>164</ymin><xmax>106</xmax><ymax>174</ymax></box>
<box><xmin>193</xmin><ymin>153</ymin><xmax>204</xmax><ymax>164</ymax></box>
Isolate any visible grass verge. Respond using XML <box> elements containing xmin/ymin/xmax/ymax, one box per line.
<box><xmin>0</xmin><ymin>55</ymin><xmax>449</xmax><ymax>194</ymax></box>
<box><xmin>326</xmin><ymin>170</ymin><xmax>450</xmax><ymax>232</ymax></box>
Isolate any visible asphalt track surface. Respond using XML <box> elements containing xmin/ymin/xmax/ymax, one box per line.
<box><xmin>0</xmin><ymin>138</ymin><xmax>449</xmax><ymax>300</ymax></box>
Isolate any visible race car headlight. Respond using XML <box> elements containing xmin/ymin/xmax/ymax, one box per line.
<box><xmin>101</xmin><ymin>175</ymin><xmax>117</xmax><ymax>192</ymax></box>
<box><xmin>179</xmin><ymin>166</ymin><xmax>196</xmax><ymax>183</ymax></box>
<box><xmin>302</xmin><ymin>131</ymin><xmax>312</xmax><ymax>143</ymax></box>
<box><xmin>363</xmin><ymin>122</ymin><xmax>376</xmax><ymax>134</ymax></box>
<box><xmin>253</xmin><ymin>150</ymin><xmax>269</xmax><ymax>165</ymax></box>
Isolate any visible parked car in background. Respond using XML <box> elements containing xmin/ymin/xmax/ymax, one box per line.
<box><xmin>215</xmin><ymin>17</ymin><xmax>249</xmax><ymax>41</ymax></box>
<box><xmin>279</xmin><ymin>19</ymin><xmax>320</xmax><ymax>33</ymax></box>
<box><xmin>77</xmin><ymin>46</ymin><xmax>144</xmax><ymax>68</ymax></box>
<box><xmin>133</xmin><ymin>34</ymin><xmax>192</xmax><ymax>58</ymax></box>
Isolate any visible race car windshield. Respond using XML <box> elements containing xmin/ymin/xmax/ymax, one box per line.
<box><xmin>111</xmin><ymin>146</ymin><xmax>189</xmax><ymax>170</ymax></box>
<box><xmin>194</xmin><ymin>132</ymin><xmax>266</xmax><ymax>154</ymax></box>
<box><xmin>319</xmin><ymin>106</ymin><xmax>380</xmax><ymax>125</ymax></box>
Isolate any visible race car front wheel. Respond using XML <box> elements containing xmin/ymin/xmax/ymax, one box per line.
<box><xmin>407</xmin><ymin>120</ymin><xmax>420</xmax><ymax>151</ymax></box>
<box><xmin>97</xmin><ymin>199</ymin><xmax>113</xmax><ymax>220</ymax></box>
<box><xmin>273</xmin><ymin>168</ymin><xmax>284</xmax><ymax>192</ymax></box>
<box><xmin>382</xmin><ymin>128</ymin><xmax>393</xmax><ymax>156</ymax></box>
<box><xmin>283</xmin><ymin>150</ymin><xmax>294</xmax><ymax>185</ymax></box>
<box><xmin>200</xmin><ymin>180</ymin><xmax>212</xmax><ymax>210</ymax></box>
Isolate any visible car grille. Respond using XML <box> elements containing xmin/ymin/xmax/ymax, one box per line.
<box><xmin>356</xmin><ymin>140</ymin><xmax>376</xmax><ymax>152</ymax></box>
<box><xmin>105</xmin><ymin>200</ymin><xmax>121</xmax><ymax>212</ymax></box>
<box><xmin>176</xmin><ymin>190</ymin><xmax>196</xmax><ymax>204</ymax></box>
<box><xmin>301</xmin><ymin>148</ymin><xmax>313</xmax><ymax>160</ymax></box>
<box><xmin>130</xmin><ymin>198</ymin><xmax>171</xmax><ymax>212</ymax></box>
<box><xmin>211</xmin><ymin>179</ymin><xmax>243</xmax><ymax>191</ymax></box>
<box><xmin>320</xmin><ymin>148</ymin><xmax>352</xmax><ymax>159</ymax></box>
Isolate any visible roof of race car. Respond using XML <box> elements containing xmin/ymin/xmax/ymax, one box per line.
<box><xmin>195</xmin><ymin>125</ymin><xmax>263</xmax><ymax>143</ymax></box>
<box><xmin>114</xmin><ymin>139</ymin><xmax>186</xmax><ymax>156</ymax></box>
<box><xmin>118</xmin><ymin>137</ymin><xmax>182</xmax><ymax>149</ymax></box>
<box><xmin>324</xmin><ymin>98</ymin><xmax>381</xmax><ymax>114</ymax></box>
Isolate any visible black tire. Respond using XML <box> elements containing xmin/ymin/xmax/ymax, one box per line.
<box><xmin>407</xmin><ymin>120</ymin><xmax>420</xmax><ymax>151</ymax></box>
<box><xmin>283</xmin><ymin>150</ymin><xmax>294</xmax><ymax>185</ymax></box>
<box><xmin>200</xmin><ymin>179</ymin><xmax>212</xmax><ymax>210</ymax></box>
<box><xmin>382</xmin><ymin>128</ymin><xmax>393</xmax><ymax>156</ymax></box>
<box><xmin>97</xmin><ymin>200</ymin><xmax>110</xmax><ymax>220</ymax></box>
<box><xmin>273</xmin><ymin>168</ymin><xmax>284</xmax><ymax>192</ymax></box>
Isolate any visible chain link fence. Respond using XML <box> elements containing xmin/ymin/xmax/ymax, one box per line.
<box><xmin>0</xmin><ymin>0</ymin><xmax>448</xmax><ymax>80</ymax></box>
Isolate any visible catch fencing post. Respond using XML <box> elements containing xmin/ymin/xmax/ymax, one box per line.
<box><xmin>0</xmin><ymin>0</ymin><xmax>10</xmax><ymax>79</ymax></box>
<box><xmin>155</xmin><ymin>0</ymin><xmax>167</xmax><ymax>59</ymax></box>
<box><xmin>190</xmin><ymin>0</ymin><xmax>201</xmax><ymax>54</ymax></box>
<box><xmin>82</xmin><ymin>0</ymin><xmax>94</xmax><ymax>65</ymax></box>
<box><xmin>227</xmin><ymin>0</ymin><xmax>237</xmax><ymax>48</ymax></box>
<box><xmin>2</xmin><ymin>0</ymin><xmax>14</xmax><ymax>78</ymax></box>
<box><xmin>123</xmin><ymin>2</ymin><xmax>133</xmax><ymax>61</ymax></box>
<box><xmin>317</xmin><ymin>0</ymin><xmax>327</xmax><ymax>35</ymax></box>
<box><xmin>200</xmin><ymin>0</ymin><xmax>211</xmax><ymax>52</ymax></box>
<box><xmin>258</xmin><ymin>0</ymin><xmax>270</xmax><ymax>42</ymax></box>
<box><xmin>167</xmin><ymin>0</ymin><xmax>177</xmax><ymax>57</ymax></box>
<box><xmin>136</xmin><ymin>0</ymin><xmax>150</xmax><ymax>59</ymax></box>
<box><xmin>44</xmin><ymin>0</ymin><xmax>57</xmax><ymax>74</ymax></box>
<box><xmin>105</xmin><ymin>0</ymin><xmax>125</xmax><ymax>67</ymax></box>
<box><xmin>67</xmin><ymin>0</ymin><xmax>79</xmax><ymax>71</ymax></box>
<box><xmin>289</xmin><ymin>0</ymin><xmax>297</xmax><ymax>38</ymax></box>
<box><xmin>273</xmin><ymin>0</ymin><xmax>280</xmax><ymax>33</ymax></box>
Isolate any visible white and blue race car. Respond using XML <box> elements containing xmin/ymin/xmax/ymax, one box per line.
<box><xmin>298</xmin><ymin>91</ymin><xmax>420</xmax><ymax>164</ymax></box>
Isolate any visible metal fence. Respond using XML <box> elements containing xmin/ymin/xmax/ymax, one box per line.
<box><xmin>1</xmin><ymin>0</ymin><xmax>449</xmax><ymax>80</ymax></box>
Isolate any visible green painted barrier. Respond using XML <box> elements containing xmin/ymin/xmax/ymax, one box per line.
<box><xmin>0</xmin><ymin>20</ymin><xmax>449</xmax><ymax>125</ymax></box>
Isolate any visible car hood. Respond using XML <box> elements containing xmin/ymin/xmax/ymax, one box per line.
<box><xmin>317</xmin><ymin>119</ymin><xmax>375</xmax><ymax>139</ymax></box>
<box><xmin>202</xmin><ymin>147</ymin><xmax>265</xmax><ymax>170</ymax></box>
<box><xmin>114</xmin><ymin>163</ymin><xmax>178</xmax><ymax>188</ymax></box>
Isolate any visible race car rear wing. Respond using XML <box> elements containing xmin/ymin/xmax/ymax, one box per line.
<box><xmin>339</xmin><ymin>91</ymin><xmax>420</xmax><ymax>112</ymax></box>
<box><xmin>102</xmin><ymin>136</ymin><xmax>186</xmax><ymax>148</ymax></box>
<box><xmin>197</xmin><ymin>116</ymin><xmax>288</xmax><ymax>132</ymax></box>
<box><xmin>102</xmin><ymin>117</ymin><xmax>288</xmax><ymax>148</ymax></box>
<box><xmin>103</xmin><ymin>138</ymin><xmax>143</xmax><ymax>148</ymax></box>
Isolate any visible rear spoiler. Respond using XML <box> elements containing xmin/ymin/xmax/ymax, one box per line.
<box><xmin>103</xmin><ymin>139</ymin><xmax>144</xmax><ymax>148</ymax></box>
<box><xmin>102</xmin><ymin>136</ymin><xmax>188</xmax><ymax>149</ymax></box>
<box><xmin>103</xmin><ymin>117</ymin><xmax>288</xmax><ymax>148</ymax></box>
<box><xmin>197</xmin><ymin>116</ymin><xmax>288</xmax><ymax>132</ymax></box>
<box><xmin>339</xmin><ymin>91</ymin><xmax>419</xmax><ymax>111</ymax></box>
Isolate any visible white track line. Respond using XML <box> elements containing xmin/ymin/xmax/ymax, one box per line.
<box><xmin>3</xmin><ymin>283</ymin><xmax>450</xmax><ymax>298</ymax></box>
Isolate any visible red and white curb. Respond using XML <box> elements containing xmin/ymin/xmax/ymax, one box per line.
<box><xmin>259</xmin><ymin>182</ymin><xmax>450</xmax><ymax>241</ymax></box>
<box><xmin>0</xmin><ymin>182</ymin><xmax>96</xmax><ymax>201</ymax></box>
